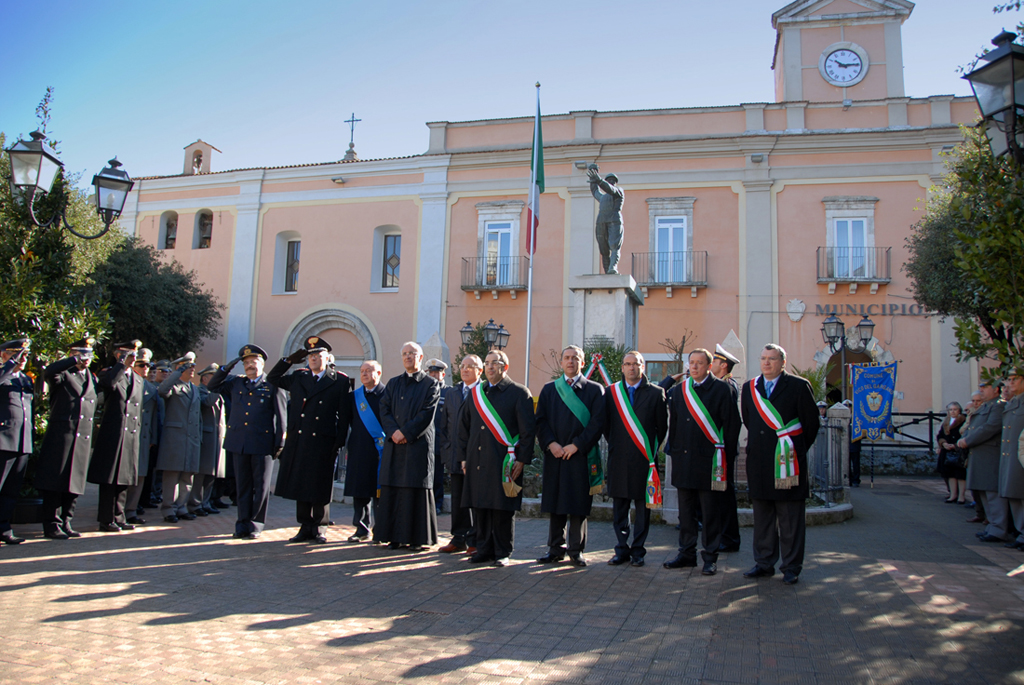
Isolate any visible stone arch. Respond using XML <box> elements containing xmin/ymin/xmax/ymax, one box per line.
<box><xmin>813</xmin><ymin>334</ymin><xmax>895</xmax><ymax>401</ymax></box>
<box><xmin>282</xmin><ymin>308</ymin><xmax>378</xmax><ymax>362</ymax></box>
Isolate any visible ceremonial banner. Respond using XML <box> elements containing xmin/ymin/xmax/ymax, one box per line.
<box><xmin>850</xmin><ymin>361</ymin><xmax>897</xmax><ymax>440</ymax></box>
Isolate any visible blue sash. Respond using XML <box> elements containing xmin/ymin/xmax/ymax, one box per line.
<box><xmin>354</xmin><ymin>386</ymin><xmax>385</xmax><ymax>458</ymax></box>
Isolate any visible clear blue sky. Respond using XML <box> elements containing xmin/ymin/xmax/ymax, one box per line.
<box><xmin>0</xmin><ymin>0</ymin><xmax>1014</xmax><ymax>186</ymax></box>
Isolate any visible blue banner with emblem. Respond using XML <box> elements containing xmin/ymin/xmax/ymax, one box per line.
<box><xmin>850</xmin><ymin>361</ymin><xmax>897</xmax><ymax>440</ymax></box>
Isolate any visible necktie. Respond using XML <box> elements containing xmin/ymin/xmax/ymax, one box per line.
<box><xmin>628</xmin><ymin>385</ymin><xmax>635</xmax><ymax>405</ymax></box>
<box><xmin>765</xmin><ymin>379</ymin><xmax>774</xmax><ymax>397</ymax></box>
<box><xmin>462</xmin><ymin>384</ymin><xmax>469</xmax><ymax>400</ymax></box>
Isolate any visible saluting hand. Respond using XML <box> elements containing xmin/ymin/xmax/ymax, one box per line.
<box><xmin>286</xmin><ymin>349</ymin><xmax>308</xmax><ymax>365</ymax></box>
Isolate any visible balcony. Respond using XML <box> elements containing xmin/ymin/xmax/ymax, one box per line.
<box><xmin>461</xmin><ymin>256</ymin><xmax>530</xmax><ymax>299</ymax></box>
<box><xmin>631</xmin><ymin>251</ymin><xmax>708</xmax><ymax>298</ymax></box>
<box><xmin>816</xmin><ymin>246</ymin><xmax>892</xmax><ymax>294</ymax></box>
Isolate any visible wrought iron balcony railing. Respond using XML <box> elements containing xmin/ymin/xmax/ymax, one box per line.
<box><xmin>816</xmin><ymin>247</ymin><xmax>891</xmax><ymax>282</ymax></box>
<box><xmin>461</xmin><ymin>256</ymin><xmax>530</xmax><ymax>299</ymax></box>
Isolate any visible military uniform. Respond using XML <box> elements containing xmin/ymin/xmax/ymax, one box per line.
<box><xmin>188</xmin><ymin>367</ymin><xmax>228</xmax><ymax>516</ymax></box>
<box><xmin>998</xmin><ymin>380</ymin><xmax>1024</xmax><ymax>548</ymax></box>
<box><xmin>0</xmin><ymin>339</ymin><xmax>33</xmax><ymax>542</ymax></box>
<box><xmin>125</xmin><ymin>348</ymin><xmax>160</xmax><ymax>524</ymax></box>
<box><xmin>964</xmin><ymin>395</ymin><xmax>1008</xmax><ymax>540</ymax></box>
<box><xmin>156</xmin><ymin>357</ymin><xmax>203</xmax><ymax>521</ymax></box>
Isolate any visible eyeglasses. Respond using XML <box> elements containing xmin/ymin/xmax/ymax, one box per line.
<box><xmin>484</xmin><ymin>361</ymin><xmax>505</xmax><ymax>367</ymax></box>
<box><xmin>134</xmin><ymin>362</ymin><xmax>150</xmax><ymax>368</ymax></box>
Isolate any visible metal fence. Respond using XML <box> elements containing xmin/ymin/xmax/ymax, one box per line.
<box><xmin>460</xmin><ymin>256</ymin><xmax>530</xmax><ymax>291</ymax></box>
<box><xmin>630</xmin><ymin>250</ymin><xmax>708</xmax><ymax>286</ymax></box>
<box><xmin>815</xmin><ymin>246</ymin><xmax>891</xmax><ymax>282</ymax></box>
<box><xmin>809</xmin><ymin>416</ymin><xmax>846</xmax><ymax>506</ymax></box>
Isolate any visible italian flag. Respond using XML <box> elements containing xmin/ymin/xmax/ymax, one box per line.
<box><xmin>527</xmin><ymin>83</ymin><xmax>544</xmax><ymax>255</ymax></box>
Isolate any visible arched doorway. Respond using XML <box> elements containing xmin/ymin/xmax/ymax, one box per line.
<box><xmin>825</xmin><ymin>349</ymin><xmax>872</xmax><ymax>404</ymax></box>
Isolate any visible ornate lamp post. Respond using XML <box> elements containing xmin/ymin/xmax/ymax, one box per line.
<box><xmin>461</xmin><ymin>319</ymin><xmax>511</xmax><ymax>352</ymax></box>
<box><xmin>821</xmin><ymin>314</ymin><xmax>876</xmax><ymax>401</ymax></box>
<box><xmin>4</xmin><ymin>131</ymin><xmax>134</xmax><ymax>239</ymax></box>
<box><xmin>963</xmin><ymin>30</ymin><xmax>1024</xmax><ymax>164</ymax></box>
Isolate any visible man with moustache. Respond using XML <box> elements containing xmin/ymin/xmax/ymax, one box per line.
<box><xmin>376</xmin><ymin>342</ymin><xmax>440</xmax><ymax>550</ymax></box>
<box><xmin>663</xmin><ymin>348</ymin><xmax>740</xmax><ymax>575</ymax></box>
<box><xmin>89</xmin><ymin>340</ymin><xmax>146</xmax><ymax>532</ymax></box>
<box><xmin>604</xmin><ymin>351</ymin><xmax>667</xmax><ymax>567</ymax></box>
<box><xmin>209</xmin><ymin>344</ymin><xmax>287</xmax><ymax>539</ymax></box>
<box><xmin>960</xmin><ymin>379</ymin><xmax>1009</xmax><ymax>543</ymax></box>
<box><xmin>536</xmin><ymin>345</ymin><xmax>605</xmax><ymax>566</ymax></box>
<box><xmin>457</xmin><ymin>350</ymin><xmax>536</xmax><ymax>566</ymax></box>
<box><xmin>339</xmin><ymin>360</ymin><xmax>386</xmax><ymax>542</ymax></box>
<box><xmin>35</xmin><ymin>337</ymin><xmax>98</xmax><ymax>539</ymax></box>
<box><xmin>710</xmin><ymin>344</ymin><xmax>743</xmax><ymax>553</ymax></box>
<box><xmin>156</xmin><ymin>352</ymin><xmax>204</xmax><ymax>523</ymax></box>
<box><xmin>741</xmin><ymin>344</ymin><xmax>820</xmax><ymax>585</ymax></box>
<box><xmin>270</xmin><ymin>336</ymin><xmax>350</xmax><ymax>544</ymax></box>
<box><xmin>0</xmin><ymin>339</ymin><xmax>33</xmax><ymax>544</ymax></box>
<box><xmin>437</xmin><ymin>355</ymin><xmax>484</xmax><ymax>554</ymax></box>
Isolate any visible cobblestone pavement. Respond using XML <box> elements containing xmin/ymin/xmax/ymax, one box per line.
<box><xmin>2</xmin><ymin>477</ymin><xmax>1024</xmax><ymax>684</ymax></box>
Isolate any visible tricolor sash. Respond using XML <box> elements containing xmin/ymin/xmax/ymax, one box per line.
<box><xmin>554</xmin><ymin>377</ymin><xmax>604</xmax><ymax>495</ymax></box>
<box><xmin>583</xmin><ymin>353</ymin><xmax>613</xmax><ymax>385</ymax></box>
<box><xmin>472</xmin><ymin>383</ymin><xmax>522</xmax><ymax>497</ymax></box>
<box><xmin>355</xmin><ymin>385</ymin><xmax>386</xmax><ymax>497</ymax></box>
<box><xmin>682</xmin><ymin>377</ymin><xmax>727</xmax><ymax>491</ymax></box>
<box><xmin>749</xmin><ymin>377</ymin><xmax>803</xmax><ymax>489</ymax></box>
<box><xmin>609</xmin><ymin>381</ymin><xmax>661</xmax><ymax>508</ymax></box>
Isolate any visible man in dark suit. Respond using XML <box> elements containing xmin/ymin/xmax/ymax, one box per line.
<box><xmin>209</xmin><ymin>344</ymin><xmax>287</xmax><ymax>539</ymax></box>
<box><xmin>457</xmin><ymin>349</ymin><xmax>536</xmax><ymax>566</ymax></box>
<box><xmin>0</xmin><ymin>339</ymin><xmax>33</xmax><ymax>545</ymax></box>
<box><xmin>35</xmin><ymin>337</ymin><xmax>98</xmax><ymax>539</ymax></box>
<box><xmin>269</xmin><ymin>336</ymin><xmax>350</xmax><ymax>544</ymax></box>
<box><xmin>741</xmin><ymin>343</ymin><xmax>820</xmax><ymax>585</ymax></box>
<box><xmin>711</xmin><ymin>344</ymin><xmax>743</xmax><ymax>553</ymax></box>
<box><xmin>959</xmin><ymin>379</ymin><xmax>1009</xmax><ymax>542</ymax></box>
<box><xmin>604</xmin><ymin>351</ymin><xmax>667</xmax><ymax>567</ymax></box>
<box><xmin>536</xmin><ymin>345</ymin><xmax>605</xmax><ymax>566</ymax></box>
<box><xmin>125</xmin><ymin>348</ymin><xmax>160</xmax><ymax>525</ymax></box>
<box><xmin>426</xmin><ymin>359</ymin><xmax>450</xmax><ymax>516</ymax></box>
<box><xmin>339</xmin><ymin>360</ymin><xmax>385</xmax><ymax>542</ymax></box>
<box><xmin>89</xmin><ymin>340</ymin><xmax>145</xmax><ymax>532</ymax></box>
<box><xmin>664</xmin><ymin>348</ymin><xmax>741</xmax><ymax>576</ymax></box>
<box><xmin>376</xmin><ymin>341</ymin><xmax>440</xmax><ymax>551</ymax></box>
<box><xmin>437</xmin><ymin>355</ymin><xmax>483</xmax><ymax>554</ymax></box>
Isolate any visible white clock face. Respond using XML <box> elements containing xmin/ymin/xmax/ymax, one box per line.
<box><xmin>824</xmin><ymin>49</ymin><xmax>863</xmax><ymax>84</ymax></box>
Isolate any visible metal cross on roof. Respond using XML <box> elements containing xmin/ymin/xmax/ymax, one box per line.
<box><xmin>344</xmin><ymin>113</ymin><xmax>361</xmax><ymax>146</ymax></box>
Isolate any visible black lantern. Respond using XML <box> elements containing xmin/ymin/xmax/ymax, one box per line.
<box><xmin>495</xmin><ymin>324</ymin><xmax>510</xmax><ymax>350</ymax></box>
<box><xmin>821</xmin><ymin>314</ymin><xmax>845</xmax><ymax>347</ymax></box>
<box><xmin>7</xmin><ymin>131</ymin><xmax>62</xmax><ymax>199</ymax></box>
<box><xmin>459</xmin><ymin>321</ymin><xmax>475</xmax><ymax>346</ymax></box>
<box><xmin>964</xmin><ymin>30</ymin><xmax>1024</xmax><ymax>165</ymax></box>
<box><xmin>91</xmin><ymin>158</ymin><xmax>134</xmax><ymax>228</ymax></box>
<box><xmin>482</xmin><ymin>319</ymin><xmax>499</xmax><ymax>348</ymax></box>
<box><xmin>856</xmin><ymin>315</ymin><xmax>875</xmax><ymax>345</ymax></box>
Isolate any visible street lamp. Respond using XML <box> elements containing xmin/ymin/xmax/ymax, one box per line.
<box><xmin>4</xmin><ymin>131</ymin><xmax>134</xmax><ymax>239</ymax></box>
<box><xmin>963</xmin><ymin>30</ymin><xmax>1024</xmax><ymax>165</ymax></box>
<box><xmin>821</xmin><ymin>314</ymin><xmax>875</xmax><ymax>401</ymax></box>
<box><xmin>462</xmin><ymin>319</ymin><xmax>511</xmax><ymax>351</ymax></box>
<box><xmin>482</xmin><ymin>319</ymin><xmax>500</xmax><ymax>349</ymax></box>
<box><xmin>459</xmin><ymin>322</ymin><xmax>475</xmax><ymax>347</ymax></box>
<box><xmin>495</xmin><ymin>324</ymin><xmax>510</xmax><ymax>351</ymax></box>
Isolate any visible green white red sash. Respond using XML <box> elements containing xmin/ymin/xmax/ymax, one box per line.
<box><xmin>749</xmin><ymin>377</ymin><xmax>802</xmax><ymax>489</ymax></box>
<box><xmin>583</xmin><ymin>353</ymin><xmax>613</xmax><ymax>385</ymax></box>
<box><xmin>553</xmin><ymin>377</ymin><xmax>604</xmax><ymax>495</ymax></box>
<box><xmin>609</xmin><ymin>381</ymin><xmax>661</xmax><ymax>507</ymax></box>
<box><xmin>682</xmin><ymin>377</ymin><xmax>727</xmax><ymax>491</ymax></box>
<box><xmin>472</xmin><ymin>383</ymin><xmax>522</xmax><ymax>497</ymax></box>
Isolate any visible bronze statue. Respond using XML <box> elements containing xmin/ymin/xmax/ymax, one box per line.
<box><xmin>587</xmin><ymin>164</ymin><xmax>624</xmax><ymax>274</ymax></box>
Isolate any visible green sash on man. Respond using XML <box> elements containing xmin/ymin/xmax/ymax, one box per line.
<box><xmin>554</xmin><ymin>377</ymin><xmax>604</xmax><ymax>495</ymax></box>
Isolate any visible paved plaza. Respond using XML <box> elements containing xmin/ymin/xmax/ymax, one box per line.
<box><xmin>1</xmin><ymin>477</ymin><xmax>1023</xmax><ymax>684</ymax></box>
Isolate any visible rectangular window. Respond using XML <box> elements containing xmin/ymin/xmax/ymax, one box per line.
<box><xmin>833</xmin><ymin>218</ymin><xmax>866</xmax><ymax>278</ymax></box>
<box><xmin>164</xmin><ymin>221</ymin><xmax>177</xmax><ymax>250</ymax></box>
<box><xmin>382</xmin><ymin>235</ymin><xmax>400</xmax><ymax>288</ymax></box>
<box><xmin>654</xmin><ymin>216</ymin><xmax>688</xmax><ymax>282</ymax></box>
<box><xmin>485</xmin><ymin>221</ymin><xmax>512</xmax><ymax>286</ymax></box>
<box><xmin>285</xmin><ymin>240</ymin><xmax>300</xmax><ymax>292</ymax></box>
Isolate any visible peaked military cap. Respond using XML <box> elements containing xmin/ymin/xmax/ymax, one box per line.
<box><xmin>171</xmin><ymin>351</ymin><xmax>196</xmax><ymax>367</ymax></box>
<box><xmin>198</xmin><ymin>363</ymin><xmax>220</xmax><ymax>377</ymax></box>
<box><xmin>137</xmin><ymin>348</ymin><xmax>154</xmax><ymax>364</ymax></box>
<box><xmin>303</xmin><ymin>336</ymin><xmax>332</xmax><ymax>353</ymax></box>
<box><xmin>238</xmin><ymin>343</ymin><xmax>268</xmax><ymax>361</ymax></box>
<box><xmin>426</xmin><ymin>358</ymin><xmax>448</xmax><ymax>372</ymax></box>
<box><xmin>713</xmin><ymin>344</ymin><xmax>741</xmax><ymax>366</ymax></box>
<box><xmin>114</xmin><ymin>339</ymin><xmax>142</xmax><ymax>351</ymax></box>
<box><xmin>153</xmin><ymin>359</ymin><xmax>172</xmax><ymax>372</ymax></box>
<box><xmin>0</xmin><ymin>338</ymin><xmax>30</xmax><ymax>352</ymax></box>
<box><xmin>69</xmin><ymin>336</ymin><xmax>96</xmax><ymax>351</ymax></box>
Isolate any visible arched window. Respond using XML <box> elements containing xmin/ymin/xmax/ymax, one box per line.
<box><xmin>273</xmin><ymin>230</ymin><xmax>301</xmax><ymax>294</ymax></box>
<box><xmin>159</xmin><ymin>211</ymin><xmax>178</xmax><ymax>250</ymax></box>
<box><xmin>194</xmin><ymin>210</ymin><xmax>213</xmax><ymax>249</ymax></box>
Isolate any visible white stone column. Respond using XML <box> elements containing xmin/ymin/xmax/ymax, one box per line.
<box><xmin>741</xmin><ymin>179</ymin><xmax>775</xmax><ymax>371</ymax></box>
<box><xmin>224</xmin><ymin>172</ymin><xmax>265</xmax><ymax>354</ymax></box>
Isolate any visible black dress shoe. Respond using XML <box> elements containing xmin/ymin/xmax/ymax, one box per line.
<box><xmin>782</xmin><ymin>571</ymin><xmax>799</xmax><ymax>585</ymax></box>
<box><xmin>608</xmin><ymin>554</ymin><xmax>630</xmax><ymax>566</ymax></box>
<box><xmin>312</xmin><ymin>535</ymin><xmax>328</xmax><ymax>544</ymax></box>
<box><xmin>211</xmin><ymin>499</ymin><xmax>230</xmax><ymax>509</ymax></box>
<box><xmin>204</xmin><ymin>506</ymin><xmax>220</xmax><ymax>514</ymax></box>
<box><xmin>387</xmin><ymin>542</ymin><xmax>402</xmax><ymax>550</ymax></box>
<box><xmin>126</xmin><ymin>517</ymin><xmax>146</xmax><ymax>525</ymax></box>
<box><xmin>178</xmin><ymin>512</ymin><xmax>196</xmax><ymax>521</ymax></box>
<box><xmin>164</xmin><ymin>515</ymin><xmax>179</xmax><ymax>523</ymax></box>
<box><xmin>44</xmin><ymin>529</ymin><xmax>69</xmax><ymax>540</ymax></box>
<box><xmin>468</xmin><ymin>553</ymin><xmax>494</xmax><ymax>564</ymax></box>
<box><xmin>232</xmin><ymin>531</ymin><xmax>246</xmax><ymax>538</ymax></box>
<box><xmin>192</xmin><ymin>509</ymin><xmax>208</xmax><ymax>517</ymax></box>
<box><xmin>62</xmin><ymin>525</ymin><xmax>81</xmax><ymax>538</ymax></box>
<box><xmin>568</xmin><ymin>555</ymin><xmax>588</xmax><ymax>567</ymax></box>
<box><xmin>718</xmin><ymin>543</ymin><xmax>740</xmax><ymax>553</ymax></box>
<box><xmin>536</xmin><ymin>552</ymin><xmax>565</xmax><ymax>564</ymax></box>
<box><xmin>743</xmin><ymin>565</ymin><xmax>775</xmax><ymax>578</ymax></box>
<box><xmin>98</xmin><ymin>523</ymin><xmax>121</xmax><ymax>532</ymax></box>
<box><xmin>978</xmin><ymin>534</ymin><xmax>1006</xmax><ymax>543</ymax></box>
<box><xmin>0</xmin><ymin>531</ymin><xmax>24</xmax><ymax>544</ymax></box>
<box><xmin>663</xmin><ymin>553</ymin><xmax>697</xmax><ymax>569</ymax></box>
<box><xmin>701</xmin><ymin>561</ymin><xmax>717</xmax><ymax>576</ymax></box>
<box><xmin>289</xmin><ymin>533</ymin><xmax>312</xmax><ymax>543</ymax></box>
<box><xmin>630</xmin><ymin>558</ymin><xmax>645</xmax><ymax>567</ymax></box>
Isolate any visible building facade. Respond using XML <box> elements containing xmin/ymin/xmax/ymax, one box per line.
<box><xmin>120</xmin><ymin>0</ymin><xmax>979</xmax><ymax>413</ymax></box>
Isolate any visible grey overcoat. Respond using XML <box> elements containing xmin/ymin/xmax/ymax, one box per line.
<box><xmin>964</xmin><ymin>398</ymin><xmax>1004</xmax><ymax>492</ymax></box>
<box><xmin>156</xmin><ymin>368</ymin><xmax>203</xmax><ymax>473</ymax></box>
<box><xmin>998</xmin><ymin>394</ymin><xmax>1024</xmax><ymax>499</ymax></box>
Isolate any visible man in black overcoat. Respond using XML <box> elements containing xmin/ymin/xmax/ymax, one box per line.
<box><xmin>664</xmin><ymin>349</ymin><xmax>741</xmax><ymax>575</ymax></box>
<box><xmin>36</xmin><ymin>337</ymin><xmax>98</xmax><ymax>539</ymax></box>
<box><xmin>269</xmin><ymin>335</ymin><xmax>350</xmax><ymax>544</ymax></box>
<box><xmin>426</xmin><ymin>358</ymin><xmax>450</xmax><ymax>516</ymax></box>
<box><xmin>0</xmin><ymin>339</ymin><xmax>34</xmax><ymax>544</ymax></box>
<box><xmin>88</xmin><ymin>340</ymin><xmax>145</xmax><ymax>532</ymax></box>
<box><xmin>437</xmin><ymin>354</ymin><xmax>483</xmax><ymax>554</ymax></box>
<box><xmin>741</xmin><ymin>343</ymin><xmax>820</xmax><ymax>585</ymax></box>
<box><xmin>604</xmin><ymin>351</ymin><xmax>667</xmax><ymax>567</ymax></box>
<box><xmin>209</xmin><ymin>344</ymin><xmax>287</xmax><ymax>539</ymax></box>
<box><xmin>376</xmin><ymin>341</ymin><xmax>440</xmax><ymax>550</ymax></box>
<box><xmin>536</xmin><ymin>345</ymin><xmax>605</xmax><ymax>566</ymax></box>
<box><xmin>457</xmin><ymin>349</ymin><xmax>535</xmax><ymax>566</ymax></box>
<box><xmin>711</xmin><ymin>344</ymin><xmax>743</xmax><ymax>553</ymax></box>
<box><xmin>339</xmin><ymin>360</ymin><xmax>385</xmax><ymax>542</ymax></box>
<box><xmin>125</xmin><ymin>348</ymin><xmax>160</xmax><ymax>525</ymax></box>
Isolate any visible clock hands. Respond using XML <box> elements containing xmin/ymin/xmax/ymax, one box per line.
<box><xmin>833</xmin><ymin>60</ymin><xmax>858</xmax><ymax>69</ymax></box>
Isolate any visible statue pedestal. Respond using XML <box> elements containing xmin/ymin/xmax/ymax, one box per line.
<box><xmin>568</xmin><ymin>274</ymin><xmax>644</xmax><ymax>349</ymax></box>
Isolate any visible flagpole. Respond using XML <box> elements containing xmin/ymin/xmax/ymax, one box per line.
<box><xmin>524</xmin><ymin>83</ymin><xmax>540</xmax><ymax>388</ymax></box>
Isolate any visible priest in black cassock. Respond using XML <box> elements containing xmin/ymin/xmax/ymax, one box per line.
<box><xmin>376</xmin><ymin>341</ymin><xmax>440</xmax><ymax>550</ymax></box>
<box><xmin>339</xmin><ymin>360</ymin><xmax>385</xmax><ymax>542</ymax></box>
<box><xmin>535</xmin><ymin>345</ymin><xmax>605</xmax><ymax>567</ymax></box>
<box><xmin>457</xmin><ymin>350</ymin><xmax>535</xmax><ymax>566</ymax></box>
<box><xmin>269</xmin><ymin>335</ymin><xmax>350</xmax><ymax>544</ymax></box>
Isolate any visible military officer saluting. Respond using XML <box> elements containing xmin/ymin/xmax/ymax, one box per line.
<box><xmin>209</xmin><ymin>344</ymin><xmax>287</xmax><ymax>539</ymax></box>
<box><xmin>36</xmin><ymin>337</ymin><xmax>99</xmax><ymax>539</ymax></box>
<box><xmin>269</xmin><ymin>336</ymin><xmax>350</xmax><ymax>544</ymax></box>
<box><xmin>0</xmin><ymin>339</ymin><xmax>34</xmax><ymax>544</ymax></box>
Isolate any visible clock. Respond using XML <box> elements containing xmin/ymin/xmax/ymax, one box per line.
<box><xmin>818</xmin><ymin>42</ymin><xmax>869</xmax><ymax>87</ymax></box>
